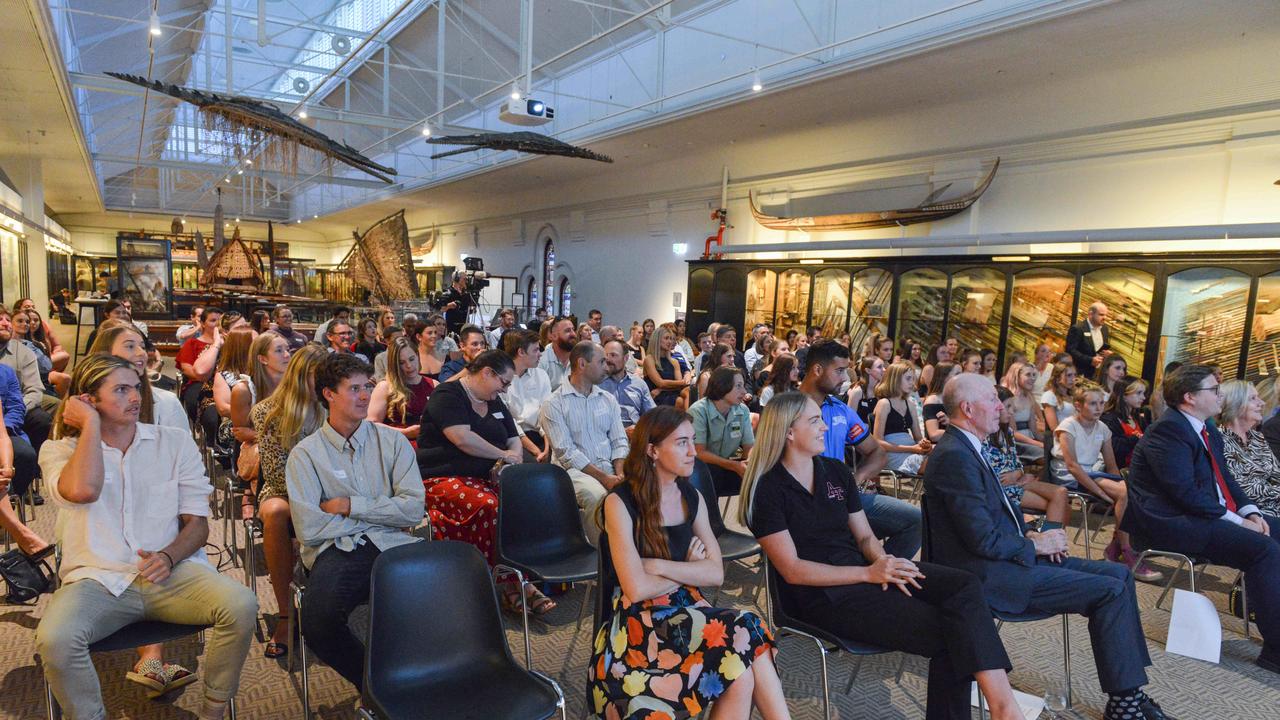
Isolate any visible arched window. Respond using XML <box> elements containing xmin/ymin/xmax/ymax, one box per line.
<box><xmin>559</xmin><ymin>277</ymin><xmax>572</xmax><ymax>316</ymax></box>
<box><xmin>526</xmin><ymin>276</ymin><xmax>536</xmax><ymax>316</ymax></box>
<box><xmin>542</xmin><ymin>239</ymin><xmax>556</xmax><ymax>313</ymax></box>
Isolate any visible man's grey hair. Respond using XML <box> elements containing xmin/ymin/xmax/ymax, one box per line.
<box><xmin>942</xmin><ymin>372</ymin><xmax>997</xmax><ymax>418</ymax></box>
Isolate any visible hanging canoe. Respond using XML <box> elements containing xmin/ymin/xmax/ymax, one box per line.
<box><xmin>749</xmin><ymin>158</ymin><xmax>999</xmax><ymax>232</ymax></box>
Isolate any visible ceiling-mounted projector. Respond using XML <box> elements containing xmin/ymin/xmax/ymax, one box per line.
<box><xmin>499</xmin><ymin>98</ymin><xmax>554</xmax><ymax>126</ymax></box>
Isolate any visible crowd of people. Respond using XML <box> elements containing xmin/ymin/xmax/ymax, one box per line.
<box><xmin>7</xmin><ymin>294</ymin><xmax>1280</xmax><ymax>720</ymax></box>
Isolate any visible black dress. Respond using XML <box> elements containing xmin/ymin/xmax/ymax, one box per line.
<box><xmin>748</xmin><ymin>456</ymin><xmax>1010</xmax><ymax>720</ymax></box>
<box><xmin>590</xmin><ymin>481</ymin><xmax>775</xmax><ymax>719</ymax></box>
<box><xmin>646</xmin><ymin>355</ymin><xmax>681</xmax><ymax>407</ymax></box>
<box><xmin>416</xmin><ymin>380</ymin><xmax>516</xmax><ymax>478</ymax></box>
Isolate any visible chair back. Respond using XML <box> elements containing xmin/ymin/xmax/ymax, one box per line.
<box><xmin>686</xmin><ymin>459</ymin><xmax>727</xmax><ymax>536</ymax></box>
<box><xmin>498</xmin><ymin>463</ymin><xmax>592</xmax><ymax>568</ymax></box>
<box><xmin>364</xmin><ymin>541</ymin><xmax>512</xmax><ymax>697</ymax></box>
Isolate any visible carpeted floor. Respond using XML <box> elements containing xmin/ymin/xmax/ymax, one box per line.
<box><xmin>2</xmin><ymin>480</ymin><xmax>1278</xmax><ymax>719</ymax></box>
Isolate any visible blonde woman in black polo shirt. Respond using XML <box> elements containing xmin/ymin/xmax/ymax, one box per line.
<box><xmin>740</xmin><ymin>391</ymin><xmax>1022</xmax><ymax>720</ymax></box>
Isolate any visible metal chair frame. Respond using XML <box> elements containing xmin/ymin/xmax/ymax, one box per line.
<box><xmin>977</xmin><ymin>612</ymin><xmax>1072</xmax><ymax>718</ymax></box>
<box><xmin>1136</xmin><ymin>549</ymin><xmax>1251</xmax><ymax>639</ymax></box>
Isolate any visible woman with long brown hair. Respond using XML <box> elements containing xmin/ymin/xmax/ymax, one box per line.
<box><xmin>368</xmin><ymin>336</ymin><xmax>435</xmax><ymax>439</ymax></box>
<box><xmin>590</xmin><ymin>406</ymin><xmax>787</xmax><ymax>720</ymax></box>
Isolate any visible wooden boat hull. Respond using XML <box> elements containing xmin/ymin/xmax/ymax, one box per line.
<box><xmin>750</xmin><ymin>158</ymin><xmax>999</xmax><ymax>232</ymax></box>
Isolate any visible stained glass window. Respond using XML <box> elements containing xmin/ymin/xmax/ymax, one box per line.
<box><xmin>542</xmin><ymin>239</ymin><xmax>556</xmax><ymax>313</ymax></box>
<box><xmin>559</xmin><ymin>277</ymin><xmax>572</xmax><ymax>316</ymax></box>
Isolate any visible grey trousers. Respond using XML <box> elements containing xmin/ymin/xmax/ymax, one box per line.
<box><xmin>35</xmin><ymin>562</ymin><xmax>258</xmax><ymax>720</ymax></box>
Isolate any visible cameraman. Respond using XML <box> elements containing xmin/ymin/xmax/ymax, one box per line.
<box><xmin>436</xmin><ymin>272</ymin><xmax>475</xmax><ymax>336</ymax></box>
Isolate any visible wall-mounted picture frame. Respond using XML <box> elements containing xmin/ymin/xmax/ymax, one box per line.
<box><xmin>117</xmin><ymin>235</ymin><xmax>173</xmax><ymax>319</ymax></box>
<box><xmin>118</xmin><ymin>237</ymin><xmax>169</xmax><ymax>259</ymax></box>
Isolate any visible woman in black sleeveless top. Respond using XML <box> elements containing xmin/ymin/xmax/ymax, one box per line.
<box><xmin>590</xmin><ymin>407</ymin><xmax>787</xmax><ymax>720</ymax></box>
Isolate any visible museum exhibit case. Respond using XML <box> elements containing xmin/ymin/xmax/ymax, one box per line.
<box><xmin>686</xmin><ymin>251</ymin><xmax>1280</xmax><ymax>383</ymax></box>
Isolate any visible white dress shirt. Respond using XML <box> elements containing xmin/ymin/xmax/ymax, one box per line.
<box><xmin>1088</xmin><ymin>321</ymin><xmax>1104</xmax><ymax>352</ymax></box>
<box><xmin>40</xmin><ymin>424</ymin><xmax>213</xmax><ymax>596</ymax></box>
<box><xmin>1179</xmin><ymin>410</ymin><xmax>1260</xmax><ymax>526</ymax></box>
<box><xmin>153</xmin><ymin>387</ymin><xmax>190</xmax><ymax>431</ymax></box>
<box><xmin>540</xmin><ymin>378</ymin><xmax>629</xmax><ymax>473</ymax></box>
<box><xmin>501</xmin><ymin>366</ymin><xmax>552</xmax><ymax>436</ymax></box>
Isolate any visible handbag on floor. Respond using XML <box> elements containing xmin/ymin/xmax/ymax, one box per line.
<box><xmin>0</xmin><ymin>549</ymin><xmax>54</xmax><ymax>604</ymax></box>
<box><xmin>1228</xmin><ymin>577</ymin><xmax>1256</xmax><ymax>622</ymax></box>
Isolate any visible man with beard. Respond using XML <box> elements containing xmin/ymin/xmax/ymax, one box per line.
<box><xmin>438</xmin><ymin>325</ymin><xmax>488</xmax><ymax>382</ymax></box>
<box><xmin>800</xmin><ymin>339</ymin><xmax>922</xmax><ymax>559</ymax></box>
<box><xmin>599</xmin><ymin>339</ymin><xmax>655</xmax><ymax>437</ymax></box>
<box><xmin>539</xmin><ymin>316</ymin><xmax>576</xmax><ymax>389</ymax></box>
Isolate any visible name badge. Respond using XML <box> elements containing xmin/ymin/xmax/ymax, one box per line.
<box><xmin>492</xmin><ymin>412</ymin><xmax>505</xmax><ymax>419</ymax></box>
<box><xmin>333</xmin><ymin>470</ymin><xmax>347</xmax><ymax>479</ymax></box>
<box><xmin>730</xmin><ymin>422</ymin><xmax>742</xmax><ymax>438</ymax></box>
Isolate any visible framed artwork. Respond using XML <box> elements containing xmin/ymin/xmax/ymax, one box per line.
<box><xmin>117</xmin><ymin>235</ymin><xmax>173</xmax><ymax>319</ymax></box>
<box><xmin>118</xmin><ymin>237</ymin><xmax>169</xmax><ymax>259</ymax></box>
<box><xmin>510</xmin><ymin>292</ymin><xmax>525</xmax><ymax>310</ymax></box>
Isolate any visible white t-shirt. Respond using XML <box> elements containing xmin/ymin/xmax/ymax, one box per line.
<box><xmin>1051</xmin><ymin>415</ymin><xmax>1110</xmax><ymax>480</ymax></box>
<box><xmin>1040</xmin><ymin>390</ymin><xmax>1075</xmax><ymax>424</ymax></box>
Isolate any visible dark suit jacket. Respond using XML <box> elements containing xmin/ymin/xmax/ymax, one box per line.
<box><xmin>922</xmin><ymin>426</ymin><xmax>1037</xmax><ymax>614</ymax></box>
<box><xmin>1123</xmin><ymin>409</ymin><xmax>1254</xmax><ymax>554</ymax></box>
<box><xmin>1064</xmin><ymin>320</ymin><xmax>1109</xmax><ymax>375</ymax></box>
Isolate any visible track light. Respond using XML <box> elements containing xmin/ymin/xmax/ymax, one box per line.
<box><xmin>244</xmin><ymin>159</ymin><xmax>252</xmax><ymax>166</ymax></box>
<box><xmin>224</xmin><ymin>177</ymin><xmax>231</xmax><ymax>183</ymax></box>
<box><xmin>149</xmin><ymin>10</ymin><xmax>161</xmax><ymax>36</ymax></box>
<box><xmin>751</xmin><ymin>74</ymin><xmax>762</xmax><ymax>93</ymax></box>
<box><xmin>236</xmin><ymin>169</ymin><xmax>243</xmax><ymax>175</ymax></box>
<box><xmin>421</xmin><ymin>123</ymin><xmax>431</xmax><ymax>137</ymax></box>
<box><xmin>298</xmin><ymin>106</ymin><xmax>308</xmax><ymax>119</ymax></box>
<box><xmin>510</xmin><ymin>83</ymin><xmax>521</xmax><ymax>101</ymax></box>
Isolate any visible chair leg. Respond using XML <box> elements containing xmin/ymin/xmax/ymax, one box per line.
<box><xmin>1061</xmin><ymin>614</ymin><xmax>1073</xmax><ymax>709</ymax></box>
<box><xmin>894</xmin><ymin>654</ymin><xmax>907</xmax><ymax>685</ymax></box>
<box><xmin>1148</xmin><ymin>553</ymin><xmax>1188</xmax><ymax>611</ymax></box>
<box><xmin>1241</xmin><ymin>574</ymin><xmax>1251</xmax><ymax>639</ymax></box>
<box><xmin>843</xmin><ymin>656</ymin><xmax>864</xmax><ymax>694</ymax></box>
<box><xmin>495</xmin><ymin>565</ymin><xmax>533</xmax><ymax>670</ymax></box>
<box><xmin>243</xmin><ymin>519</ymin><xmax>257</xmax><ymax>594</ymax></box>
<box><xmin>575</xmin><ymin>580</ymin><xmax>594</xmax><ymax>633</ymax></box>
<box><xmin>228</xmin><ymin>696</ymin><xmax>237</xmax><ymax>720</ymax></box>
<box><xmin>812</xmin><ymin>638</ymin><xmax>831</xmax><ymax>720</ymax></box>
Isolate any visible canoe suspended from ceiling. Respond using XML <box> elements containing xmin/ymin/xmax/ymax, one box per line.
<box><xmin>749</xmin><ymin>158</ymin><xmax>1000</xmax><ymax>232</ymax></box>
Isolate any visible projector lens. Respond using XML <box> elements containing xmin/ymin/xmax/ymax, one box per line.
<box><xmin>528</xmin><ymin>100</ymin><xmax>545</xmax><ymax>115</ymax></box>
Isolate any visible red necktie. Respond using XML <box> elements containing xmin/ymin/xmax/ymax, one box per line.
<box><xmin>1201</xmin><ymin>427</ymin><xmax>1237</xmax><ymax>513</ymax></box>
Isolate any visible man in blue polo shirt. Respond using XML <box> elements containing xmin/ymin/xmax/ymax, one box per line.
<box><xmin>800</xmin><ymin>339</ymin><xmax>921</xmax><ymax>559</ymax></box>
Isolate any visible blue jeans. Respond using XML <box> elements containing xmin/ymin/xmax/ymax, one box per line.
<box><xmin>861</xmin><ymin>492</ymin><xmax>922</xmax><ymax>559</ymax></box>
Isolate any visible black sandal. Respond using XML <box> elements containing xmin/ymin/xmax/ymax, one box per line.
<box><xmin>264</xmin><ymin>615</ymin><xmax>290</xmax><ymax>658</ymax></box>
<box><xmin>23</xmin><ymin>545</ymin><xmax>54</xmax><ymax>562</ymax></box>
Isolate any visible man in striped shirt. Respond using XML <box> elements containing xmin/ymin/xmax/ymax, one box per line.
<box><xmin>540</xmin><ymin>341</ymin><xmax>629</xmax><ymax>544</ymax></box>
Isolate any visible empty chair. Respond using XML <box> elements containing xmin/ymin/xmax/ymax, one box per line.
<box><xmin>360</xmin><ymin>541</ymin><xmax>565</xmax><ymax>720</ymax></box>
<box><xmin>687</xmin><ymin>458</ymin><xmax>761</xmax><ymax>562</ymax></box>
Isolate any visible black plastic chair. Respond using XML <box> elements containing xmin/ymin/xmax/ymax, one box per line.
<box><xmin>495</xmin><ymin>463</ymin><xmax>599</xmax><ymax>669</ymax></box>
<box><xmin>687</xmin><ymin>459</ymin><xmax>761</xmax><ymax>563</ymax></box>
<box><xmin>38</xmin><ymin>621</ymin><xmax>234</xmax><ymax>720</ymax></box>
<box><xmin>360</xmin><ymin>541</ymin><xmax>565</xmax><ymax>720</ymax></box>
<box><xmin>763</xmin><ymin>559</ymin><xmax>896</xmax><ymax>720</ymax></box>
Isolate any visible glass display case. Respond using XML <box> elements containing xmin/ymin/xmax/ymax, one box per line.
<box><xmin>775</xmin><ymin>269</ymin><xmax>811</xmax><ymax>335</ymax></box>
<box><xmin>1008</xmin><ymin>268</ymin><xmax>1076</xmax><ymax>358</ymax></box>
<box><xmin>1248</xmin><ymin>272</ymin><xmax>1280</xmax><ymax>404</ymax></box>
<box><xmin>850</xmin><ymin>268</ymin><xmax>891</xmax><ymax>354</ymax></box>
<box><xmin>744</xmin><ymin>269</ymin><xmax>777</xmax><ymax>332</ymax></box>
<box><xmin>1079</xmin><ymin>267</ymin><xmax>1154</xmax><ymax>373</ymax></box>
<box><xmin>1158</xmin><ymin>267</ymin><xmax>1250</xmax><ymax>376</ymax></box>
<box><xmin>811</xmin><ymin>269</ymin><xmax>850</xmax><ymax>338</ymax></box>
<box><xmin>896</xmin><ymin>268</ymin><xmax>947</xmax><ymax>350</ymax></box>
<box><xmin>948</xmin><ymin>268</ymin><xmax>1006</xmax><ymax>356</ymax></box>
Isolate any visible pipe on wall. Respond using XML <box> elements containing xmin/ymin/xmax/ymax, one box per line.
<box><xmin>716</xmin><ymin>222</ymin><xmax>1280</xmax><ymax>255</ymax></box>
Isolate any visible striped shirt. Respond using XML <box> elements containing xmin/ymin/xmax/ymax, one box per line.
<box><xmin>540</xmin><ymin>377</ymin><xmax>629</xmax><ymax>473</ymax></box>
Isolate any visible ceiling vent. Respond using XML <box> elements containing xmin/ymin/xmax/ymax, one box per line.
<box><xmin>292</xmin><ymin>76</ymin><xmax>310</xmax><ymax>94</ymax></box>
<box><xmin>331</xmin><ymin>35</ymin><xmax>351</xmax><ymax>56</ymax></box>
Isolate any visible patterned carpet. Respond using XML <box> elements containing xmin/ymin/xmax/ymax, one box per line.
<box><xmin>2</xmin><ymin>484</ymin><xmax>1279</xmax><ymax>719</ymax></box>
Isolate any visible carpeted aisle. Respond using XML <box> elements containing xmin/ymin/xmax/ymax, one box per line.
<box><xmin>1</xmin><ymin>487</ymin><xmax>1278</xmax><ymax>719</ymax></box>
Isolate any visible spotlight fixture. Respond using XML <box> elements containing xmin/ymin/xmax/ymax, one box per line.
<box><xmin>149</xmin><ymin>10</ymin><xmax>161</xmax><ymax>36</ymax></box>
<box><xmin>234</xmin><ymin>217</ymin><xmax>240</xmax><ymax>223</ymax></box>
<box><xmin>313</xmin><ymin>214</ymin><xmax>318</xmax><ymax>219</ymax></box>
<box><xmin>298</xmin><ymin>106</ymin><xmax>308</xmax><ymax>119</ymax></box>
<box><xmin>421</xmin><ymin>123</ymin><xmax>431</xmax><ymax>137</ymax></box>
<box><xmin>296</xmin><ymin>219</ymin><xmax>302</xmax><ymax>223</ymax></box>
<box><xmin>236</xmin><ymin>169</ymin><xmax>243</xmax><ymax>175</ymax></box>
<box><xmin>751</xmin><ymin>74</ymin><xmax>762</xmax><ymax>92</ymax></box>
<box><xmin>510</xmin><ymin>83</ymin><xmax>521</xmax><ymax>100</ymax></box>
<box><xmin>244</xmin><ymin>159</ymin><xmax>252</xmax><ymax>165</ymax></box>
<box><xmin>224</xmin><ymin>177</ymin><xmax>231</xmax><ymax>184</ymax></box>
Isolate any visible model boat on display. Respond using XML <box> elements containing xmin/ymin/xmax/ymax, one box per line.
<box><xmin>749</xmin><ymin>158</ymin><xmax>1000</xmax><ymax>231</ymax></box>
<box><xmin>201</xmin><ymin>227</ymin><xmax>265</xmax><ymax>291</ymax></box>
<box><xmin>425</xmin><ymin>131</ymin><xmax>613</xmax><ymax>163</ymax></box>
<box><xmin>338</xmin><ymin>210</ymin><xmax>419</xmax><ymax>303</ymax></box>
<box><xmin>104</xmin><ymin>72</ymin><xmax>397</xmax><ymax>183</ymax></box>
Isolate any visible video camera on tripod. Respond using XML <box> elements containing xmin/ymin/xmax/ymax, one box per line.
<box><xmin>460</xmin><ymin>256</ymin><xmax>489</xmax><ymax>298</ymax></box>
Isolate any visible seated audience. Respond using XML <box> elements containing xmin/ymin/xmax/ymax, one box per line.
<box><xmin>672</xmin><ymin>317</ymin><xmax>694</xmax><ymax>366</ymax></box>
<box><xmin>286</xmin><ymin>353</ymin><xmax>424</xmax><ymax>691</ymax></box>
<box><xmin>541</xmin><ymin>342</ymin><xmax>629</xmax><ymax>544</ymax></box>
<box><xmin>1097</xmin><ymin>354</ymin><xmax>1128</xmax><ymax>399</ymax></box>
<box><xmin>845</xmin><ymin>356</ymin><xmax>886</xmax><ymax>427</ymax></box>
<box><xmin>176</xmin><ymin>307</ymin><xmax>222</xmax><ymax>421</ymax></box>
<box><xmin>418</xmin><ymin>350</ymin><xmax>545</xmax><ymax>611</ymax></box>
<box><xmin>439</xmin><ymin>324</ymin><xmax>488</xmax><ymax>383</ymax></box>
<box><xmin>37</xmin><ymin>354</ymin><xmax>257</xmax><ymax>720</ymax></box>
<box><xmin>14</xmin><ymin>297</ymin><xmax>69</xmax><ymax>371</ymax></box>
<box><xmin>901</xmin><ymin>340</ymin><xmax>924</xmax><ymax>372</ymax></box>
<box><xmin>14</xmin><ymin>309</ymin><xmax>67</xmax><ymax>393</ymax></box>
<box><xmin>918</xmin><ymin>342</ymin><xmax>954</xmax><ymax>393</ymax></box>
<box><xmin>1050</xmin><ymin>381</ymin><xmax>1157</xmax><ymax>579</ymax></box>
<box><xmin>872</xmin><ymin>361</ymin><xmax>932</xmax><ymax>473</ymax></box>
<box><xmin>690</xmin><ymin>331</ymin><xmax>714</xmax><ymax>377</ymax></box>
<box><xmin>174</xmin><ymin>306</ymin><xmax>203</xmax><ymax>345</ymax></box>
<box><xmin>413</xmin><ymin>321</ymin><xmax>445</xmax><ymax>378</ymax></box>
<box><xmin>252</xmin><ymin>344</ymin><xmax>328</xmax><ymax>657</ymax></box>
<box><xmin>489</xmin><ymin>308</ymin><xmax>517</xmax><ymax>349</ymax></box>
<box><xmin>209</xmin><ymin>328</ymin><xmax>256</xmax><ymax>450</ymax></box>
<box><xmin>0</xmin><ymin>372</ymin><xmax>46</xmax><ymax>558</ymax></box>
<box><xmin>689</xmin><ymin>367</ymin><xmax>755</xmax><ymax>497</ymax></box>
<box><xmin>599</xmin><ymin>338</ymin><xmax>655</xmax><ymax>437</ymax></box>
<box><xmin>643</xmin><ymin>324</ymin><xmax>689</xmax><ymax>408</ymax></box>
<box><xmin>592</xmin><ymin>406</ymin><xmax>786</xmax><ymax>720</ymax></box>
<box><xmin>980</xmin><ymin>348</ymin><xmax>998</xmax><ymax>380</ymax></box>
<box><xmin>1001</xmin><ymin>361</ymin><xmax>1045</xmax><ymax>463</ymax></box>
<box><xmin>352</xmin><ymin>317</ymin><xmax>384</xmax><ymax>361</ymax></box>
<box><xmin>695</xmin><ymin>342</ymin><xmax>738</xmax><ymax>400</ymax></box>
<box><xmin>324</xmin><ymin>319</ymin><xmax>367</xmax><ymax>363</ymax></box>
<box><xmin>1030</xmin><ymin>343</ymin><xmax>1055</xmax><ymax>396</ymax></box>
<box><xmin>988</xmin><ymin>387</ymin><xmax>1069</xmax><ymax>526</ymax></box>
<box><xmin>743</xmin><ymin>322</ymin><xmax>772</xmax><ymax>371</ymax></box>
<box><xmin>1040</xmin><ymin>360</ymin><xmax>1077</xmax><ymax>433</ymax></box>
<box><xmin>957</xmin><ymin>349</ymin><xmax>983</xmax><ymax>374</ymax></box>
<box><xmin>0</xmin><ymin>307</ymin><xmax>57</xmax><ymax>454</ymax></box>
<box><xmin>799</xmin><ymin>340</ymin><xmax>921</xmax><ymax>559</ymax></box>
<box><xmin>1100</xmin><ymin>375</ymin><xmax>1151</xmax><ymax>469</ymax></box>
<box><xmin>922</xmin><ymin>361</ymin><xmax>959</xmax><ymax>443</ymax></box>
<box><xmin>576</xmin><ymin>322</ymin><xmax>594</xmax><ymax>342</ymax></box>
<box><xmin>1219</xmin><ymin>380</ymin><xmax>1280</xmax><ymax>516</ymax></box>
<box><xmin>371</xmin><ymin>324</ymin><xmax>402</xmax><ymax>380</ymax></box>
<box><xmin>759</xmin><ymin>353</ymin><xmax>798</xmax><ymax>406</ymax></box>
<box><xmin>1125</xmin><ymin>364</ymin><xmax>1280</xmax><ymax>675</ymax></box>
<box><xmin>367</xmin><ymin>336</ymin><xmax>434</xmax><ymax>440</ymax></box>
<box><xmin>270</xmin><ymin>305</ymin><xmax>309</xmax><ymax>354</ymax></box>
<box><xmin>312</xmin><ymin>305</ymin><xmax>351</xmax><ymax>343</ymax></box>
<box><xmin>923</xmin><ymin>373</ymin><xmax>1171</xmax><ymax>720</ymax></box>
<box><xmin>743</xmin><ymin>391</ymin><xmax>1023</xmax><ymax>720</ymax></box>
<box><xmin>500</xmin><ymin>330</ymin><xmax>552</xmax><ymax>460</ymax></box>
<box><xmin>539</xmin><ymin>315</ymin><xmax>576</xmax><ymax>389</ymax></box>
<box><xmin>1148</xmin><ymin>360</ymin><xmax>1182</xmax><ymax>422</ymax></box>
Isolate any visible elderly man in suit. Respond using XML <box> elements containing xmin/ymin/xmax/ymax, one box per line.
<box><xmin>1065</xmin><ymin>302</ymin><xmax>1112</xmax><ymax>375</ymax></box>
<box><xmin>924</xmin><ymin>373</ymin><xmax>1172</xmax><ymax>720</ymax></box>
<box><xmin>1126</xmin><ymin>364</ymin><xmax>1280</xmax><ymax>674</ymax></box>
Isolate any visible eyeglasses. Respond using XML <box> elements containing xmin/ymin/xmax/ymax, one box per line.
<box><xmin>1194</xmin><ymin>384</ymin><xmax>1222</xmax><ymax>396</ymax></box>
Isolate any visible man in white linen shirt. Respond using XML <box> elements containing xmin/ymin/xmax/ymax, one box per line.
<box><xmin>501</xmin><ymin>329</ymin><xmax>552</xmax><ymax>462</ymax></box>
<box><xmin>286</xmin><ymin>353</ymin><xmax>424</xmax><ymax>691</ymax></box>
<box><xmin>540</xmin><ymin>341</ymin><xmax>629</xmax><ymax>544</ymax></box>
<box><xmin>36</xmin><ymin>354</ymin><xmax>257</xmax><ymax>720</ymax></box>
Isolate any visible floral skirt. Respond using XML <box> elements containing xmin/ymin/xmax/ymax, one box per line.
<box><xmin>589</xmin><ymin>585</ymin><xmax>774</xmax><ymax>720</ymax></box>
<box><xmin>423</xmin><ymin>476</ymin><xmax>499</xmax><ymax>565</ymax></box>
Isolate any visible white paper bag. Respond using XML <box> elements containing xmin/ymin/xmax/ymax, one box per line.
<box><xmin>1166</xmin><ymin>588</ymin><xmax>1221</xmax><ymax>663</ymax></box>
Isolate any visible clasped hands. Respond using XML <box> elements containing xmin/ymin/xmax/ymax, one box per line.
<box><xmin>867</xmin><ymin>555</ymin><xmax>925</xmax><ymax>596</ymax></box>
<box><xmin>1029</xmin><ymin>528</ymin><xmax>1069</xmax><ymax>563</ymax></box>
<box><xmin>1244</xmin><ymin>514</ymin><xmax>1272</xmax><ymax>536</ymax></box>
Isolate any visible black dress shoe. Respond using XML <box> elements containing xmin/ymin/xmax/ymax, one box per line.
<box><xmin>1105</xmin><ymin>697</ymin><xmax>1176</xmax><ymax>720</ymax></box>
<box><xmin>31</xmin><ymin>492</ymin><xmax>44</xmax><ymax>506</ymax></box>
